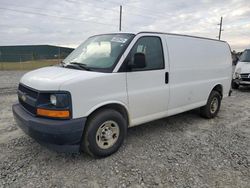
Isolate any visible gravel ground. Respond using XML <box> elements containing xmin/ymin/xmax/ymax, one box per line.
<box><xmin>0</xmin><ymin>71</ymin><xmax>250</xmax><ymax>188</ymax></box>
<box><xmin>0</xmin><ymin>71</ymin><xmax>27</xmax><ymax>94</ymax></box>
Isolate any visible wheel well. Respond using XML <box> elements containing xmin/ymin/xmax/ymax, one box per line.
<box><xmin>87</xmin><ymin>103</ymin><xmax>129</xmax><ymax>126</ymax></box>
<box><xmin>212</xmin><ymin>84</ymin><xmax>223</xmax><ymax>98</ymax></box>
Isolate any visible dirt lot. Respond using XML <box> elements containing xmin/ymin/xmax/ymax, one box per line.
<box><xmin>0</xmin><ymin>71</ymin><xmax>250</xmax><ymax>187</ymax></box>
<box><xmin>0</xmin><ymin>60</ymin><xmax>60</xmax><ymax>71</ymax></box>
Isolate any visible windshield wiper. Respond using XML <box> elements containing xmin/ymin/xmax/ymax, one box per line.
<box><xmin>65</xmin><ymin>62</ymin><xmax>91</xmax><ymax>71</ymax></box>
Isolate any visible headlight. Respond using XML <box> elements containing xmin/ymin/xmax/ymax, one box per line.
<box><xmin>234</xmin><ymin>68</ymin><xmax>241</xmax><ymax>79</ymax></box>
<box><xmin>50</xmin><ymin>94</ymin><xmax>57</xmax><ymax>106</ymax></box>
<box><xmin>37</xmin><ymin>92</ymin><xmax>71</xmax><ymax>119</ymax></box>
<box><xmin>49</xmin><ymin>93</ymin><xmax>70</xmax><ymax>108</ymax></box>
<box><xmin>235</xmin><ymin>72</ymin><xmax>240</xmax><ymax>78</ymax></box>
<box><xmin>52</xmin><ymin>93</ymin><xmax>70</xmax><ymax>108</ymax></box>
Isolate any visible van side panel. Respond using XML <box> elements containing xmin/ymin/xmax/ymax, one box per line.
<box><xmin>165</xmin><ymin>35</ymin><xmax>232</xmax><ymax>115</ymax></box>
<box><xmin>60</xmin><ymin>73</ymin><xmax>128</xmax><ymax>119</ymax></box>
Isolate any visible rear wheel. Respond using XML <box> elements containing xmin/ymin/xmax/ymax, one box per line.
<box><xmin>200</xmin><ymin>91</ymin><xmax>221</xmax><ymax>119</ymax></box>
<box><xmin>82</xmin><ymin>109</ymin><xmax>127</xmax><ymax>158</ymax></box>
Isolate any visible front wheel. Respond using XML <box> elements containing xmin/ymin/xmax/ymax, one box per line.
<box><xmin>200</xmin><ymin>91</ymin><xmax>221</xmax><ymax>119</ymax></box>
<box><xmin>82</xmin><ymin>109</ymin><xmax>127</xmax><ymax>158</ymax></box>
<box><xmin>232</xmin><ymin>81</ymin><xmax>239</xmax><ymax>89</ymax></box>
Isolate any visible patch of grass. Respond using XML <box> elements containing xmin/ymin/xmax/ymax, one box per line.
<box><xmin>0</xmin><ymin>59</ymin><xmax>61</xmax><ymax>70</ymax></box>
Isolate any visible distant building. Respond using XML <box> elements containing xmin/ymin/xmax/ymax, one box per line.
<box><xmin>0</xmin><ymin>45</ymin><xmax>74</xmax><ymax>62</ymax></box>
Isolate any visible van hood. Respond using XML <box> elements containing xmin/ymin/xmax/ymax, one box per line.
<box><xmin>20</xmin><ymin>66</ymin><xmax>104</xmax><ymax>90</ymax></box>
<box><xmin>235</xmin><ymin>61</ymin><xmax>250</xmax><ymax>74</ymax></box>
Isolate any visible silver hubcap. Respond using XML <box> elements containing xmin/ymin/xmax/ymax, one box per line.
<box><xmin>96</xmin><ymin>120</ymin><xmax>120</xmax><ymax>149</ymax></box>
<box><xmin>210</xmin><ymin>97</ymin><xmax>218</xmax><ymax>113</ymax></box>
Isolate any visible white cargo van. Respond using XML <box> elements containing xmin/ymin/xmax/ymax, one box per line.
<box><xmin>13</xmin><ymin>32</ymin><xmax>232</xmax><ymax>157</ymax></box>
<box><xmin>232</xmin><ymin>48</ymin><xmax>250</xmax><ymax>89</ymax></box>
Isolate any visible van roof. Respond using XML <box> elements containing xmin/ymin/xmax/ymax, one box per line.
<box><xmin>137</xmin><ymin>31</ymin><xmax>227</xmax><ymax>43</ymax></box>
<box><xmin>91</xmin><ymin>31</ymin><xmax>227</xmax><ymax>43</ymax></box>
<box><xmin>94</xmin><ymin>31</ymin><xmax>227</xmax><ymax>43</ymax></box>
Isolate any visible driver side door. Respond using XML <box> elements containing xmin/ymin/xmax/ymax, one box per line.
<box><xmin>124</xmin><ymin>35</ymin><xmax>170</xmax><ymax>126</ymax></box>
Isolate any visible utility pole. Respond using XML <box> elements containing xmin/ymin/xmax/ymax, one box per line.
<box><xmin>218</xmin><ymin>16</ymin><xmax>223</xmax><ymax>40</ymax></box>
<box><xmin>119</xmin><ymin>5</ymin><xmax>122</xmax><ymax>31</ymax></box>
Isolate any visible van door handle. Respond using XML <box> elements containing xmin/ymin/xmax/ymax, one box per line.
<box><xmin>165</xmin><ymin>72</ymin><xmax>169</xmax><ymax>84</ymax></box>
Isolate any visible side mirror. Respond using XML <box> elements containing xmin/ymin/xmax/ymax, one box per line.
<box><xmin>131</xmin><ymin>53</ymin><xmax>146</xmax><ymax>69</ymax></box>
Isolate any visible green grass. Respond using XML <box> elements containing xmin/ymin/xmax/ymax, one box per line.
<box><xmin>0</xmin><ymin>59</ymin><xmax>61</xmax><ymax>70</ymax></box>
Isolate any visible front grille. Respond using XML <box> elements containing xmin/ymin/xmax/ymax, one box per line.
<box><xmin>19</xmin><ymin>97</ymin><xmax>37</xmax><ymax>114</ymax></box>
<box><xmin>18</xmin><ymin>84</ymin><xmax>38</xmax><ymax>115</ymax></box>
<box><xmin>240</xmin><ymin>73</ymin><xmax>250</xmax><ymax>81</ymax></box>
<box><xmin>18</xmin><ymin>84</ymin><xmax>38</xmax><ymax>98</ymax></box>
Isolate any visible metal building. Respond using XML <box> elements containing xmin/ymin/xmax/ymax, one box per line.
<box><xmin>0</xmin><ymin>45</ymin><xmax>74</xmax><ymax>62</ymax></box>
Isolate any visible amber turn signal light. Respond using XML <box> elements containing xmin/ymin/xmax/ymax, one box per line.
<box><xmin>37</xmin><ymin>108</ymin><xmax>70</xmax><ymax>118</ymax></box>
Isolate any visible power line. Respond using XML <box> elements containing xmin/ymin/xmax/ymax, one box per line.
<box><xmin>123</xmin><ymin>9</ymin><xmax>159</xmax><ymax>20</ymax></box>
<box><xmin>0</xmin><ymin>2</ymin><xmax>118</xmax><ymax>21</ymax></box>
<box><xmin>70</xmin><ymin>0</ymin><xmax>172</xmax><ymax>19</ymax></box>
<box><xmin>125</xmin><ymin>5</ymin><xmax>172</xmax><ymax>18</ymax></box>
<box><xmin>0</xmin><ymin>7</ymin><xmax>116</xmax><ymax>27</ymax></box>
<box><xmin>1</xmin><ymin>1</ymin><xmax>172</xmax><ymax>31</ymax></box>
<box><xmin>0</xmin><ymin>2</ymin><xmax>57</xmax><ymax>12</ymax></box>
<box><xmin>80</xmin><ymin>0</ymin><xmax>171</xmax><ymax>27</ymax></box>
<box><xmin>97</xmin><ymin>0</ymin><xmax>173</xmax><ymax>18</ymax></box>
<box><xmin>63</xmin><ymin>0</ymin><xmax>119</xmax><ymax>13</ymax></box>
<box><xmin>65</xmin><ymin>0</ymin><xmax>163</xmax><ymax>22</ymax></box>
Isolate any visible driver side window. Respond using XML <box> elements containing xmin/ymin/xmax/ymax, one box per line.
<box><xmin>129</xmin><ymin>36</ymin><xmax>164</xmax><ymax>71</ymax></box>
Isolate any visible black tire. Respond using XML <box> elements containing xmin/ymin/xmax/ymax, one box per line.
<box><xmin>232</xmin><ymin>81</ymin><xmax>239</xmax><ymax>89</ymax></box>
<box><xmin>82</xmin><ymin>109</ymin><xmax>127</xmax><ymax>158</ymax></box>
<box><xmin>200</xmin><ymin>91</ymin><xmax>221</xmax><ymax>119</ymax></box>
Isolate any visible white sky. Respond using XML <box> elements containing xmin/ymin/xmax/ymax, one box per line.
<box><xmin>0</xmin><ymin>0</ymin><xmax>249</xmax><ymax>51</ymax></box>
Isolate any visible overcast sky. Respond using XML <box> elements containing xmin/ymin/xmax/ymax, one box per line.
<box><xmin>0</xmin><ymin>0</ymin><xmax>249</xmax><ymax>51</ymax></box>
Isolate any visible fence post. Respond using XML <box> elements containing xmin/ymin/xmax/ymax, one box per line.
<box><xmin>31</xmin><ymin>53</ymin><xmax>34</xmax><ymax>69</ymax></box>
<box><xmin>0</xmin><ymin>51</ymin><xmax>2</xmax><ymax>70</ymax></box>
<box><xmin>20</xmin><ymin>56</ymin><xmax>22</xmax><ymax>70</ymax></box>
<box><xmin>58</xmin><ymin>47</ymin><xmax>61</xmax><ymax>63</ymax></box>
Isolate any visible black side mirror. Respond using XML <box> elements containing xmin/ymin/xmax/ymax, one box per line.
<box><xmin>129</xmin><ymin>53</ymin><xmax>146</xmax><ymax>69</ymax></box>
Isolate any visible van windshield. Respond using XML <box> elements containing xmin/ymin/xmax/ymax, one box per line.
<box><xmin>63</xmin><ymin>34</ymin><xmax>134</xmax><ymax>72</ymax></box>
<box><xmin>239</xmin><ymin>49</ymin><xmax>250</xmax><ymax>62</ymax></box>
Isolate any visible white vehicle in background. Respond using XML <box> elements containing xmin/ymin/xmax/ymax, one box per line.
<box><xmin>13</xmin><ymin>32</ymin><xmax>232</xmax><ymax>157</ymax></box>
<box><xmin>232</xmin><ymin>48</ymin><xmax>250</xmax><ymax>89</ymax></box>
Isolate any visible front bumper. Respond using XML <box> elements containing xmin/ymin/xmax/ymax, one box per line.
<box><xmin>233</xmin><ymin>79</ymin><xmax>250</xmax><ymax>85</ymax></box>
<box><xmin>12</xmin><ymin>103</ymin><xmax>86</xmax><ymax>153</ymax></box>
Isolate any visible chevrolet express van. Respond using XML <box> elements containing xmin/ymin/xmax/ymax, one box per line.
<box><xmin>232</xmin><ymin>48</ymin><xmax>250</xmax><ymax>89</ymax></box>
<box><xmin>12</xmin><ymin>32</ymin><xmax>232</xmax><ymax>157</ymax></box>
